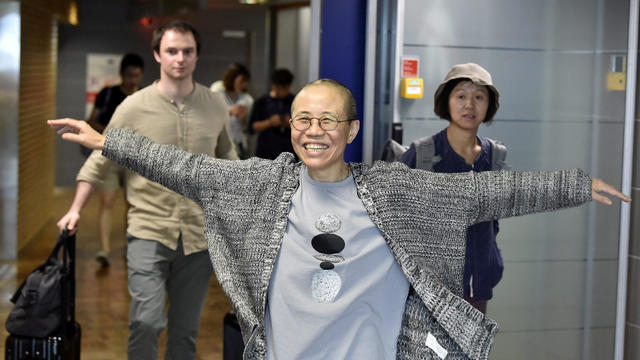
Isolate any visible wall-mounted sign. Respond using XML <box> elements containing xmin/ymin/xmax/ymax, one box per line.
<box><xmin>401</xmin><ymin>56</ymin><xmax>419</xmax><ymax>78</ymax></box>
<box><xmin>400</xmin><ymin>78</ymin><xmax>423</xmax><ymax>99</ymax></box>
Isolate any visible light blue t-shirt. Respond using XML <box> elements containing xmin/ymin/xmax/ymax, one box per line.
<box><xmin>265</xmin><ymin>166</ymin><xmax>410</xmax><ymax>359</ymax></box>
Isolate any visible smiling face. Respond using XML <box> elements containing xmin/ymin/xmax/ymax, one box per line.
<box><xmin>153</xmin><ymin>29</ymin><xmax>198</xmax><ymax>81</ymax></box>
<box><xmin>447</xmin><ymin>81</ymin><xmax>489</xmax><ymax>132</ymax></box>
<box><xmin>290</xmin><ymin>85</ymin><xmax>360</xmax><ymax>182</ymax></box>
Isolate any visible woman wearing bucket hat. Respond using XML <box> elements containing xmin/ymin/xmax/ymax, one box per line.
<box><xmin>401</xmin><ymin>63</ymin><xmax>506</xmax><ymax>314</ymax></box>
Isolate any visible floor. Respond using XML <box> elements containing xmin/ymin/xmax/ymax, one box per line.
<box><xmin>0</xmin><ymin>188</ymin><xmax>233</xmax><ymax>359</ymax></box>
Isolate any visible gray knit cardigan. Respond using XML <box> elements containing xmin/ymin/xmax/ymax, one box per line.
<box><xmin>103</xmin><ymin>128</ymin><xmax>592</xmax><ymax>360</ymax></box>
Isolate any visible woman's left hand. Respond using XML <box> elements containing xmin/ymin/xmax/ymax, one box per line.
<box><xmin>592</xmin><ymin>178</ymin><xmax>631</xmax><ymax>205</ymax></box>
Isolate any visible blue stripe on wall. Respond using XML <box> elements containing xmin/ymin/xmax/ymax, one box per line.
<box><xmin>319</xmin><ymin>0</ymin><xmax>367</xmax><ymax>162</ymax></box>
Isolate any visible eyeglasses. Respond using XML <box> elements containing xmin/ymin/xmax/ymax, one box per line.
<box><xmin>290</xmin><ymin>115</ymin><xmax>356</xmax><ymax>131</ymax></box>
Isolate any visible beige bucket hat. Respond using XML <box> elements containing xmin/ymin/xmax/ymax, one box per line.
<box><xmin>433</xmin><ymin>63</ymin><xmax>500</xmax><ymax>122</ymax></box>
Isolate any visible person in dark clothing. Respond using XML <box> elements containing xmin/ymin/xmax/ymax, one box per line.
<box><xmin>86</xmin><ymin>53</ymin><xmax>144</xmax><ymax>267</ymax></box>
<box><xmin>401</xmin><ymin>63</ymin><xmax>504</xmax><ymax>314</ymax></box>
<box><xmin>88</xmin><ymin>53</ymin><xmax>145</xmax><ymax>133</ymax></box>
<box><xmin>249</xmin><ymin>68</ymin><xmax>296</xmax><ymax>160</ymax></box>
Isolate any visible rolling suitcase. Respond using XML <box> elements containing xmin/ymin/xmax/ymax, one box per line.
<box><xmin>5</xmin><ymin>230</ymin><xmax>81</xmax><ymax>360</ymax></box>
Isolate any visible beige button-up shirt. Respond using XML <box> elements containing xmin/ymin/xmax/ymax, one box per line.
<box><xmin>77</xmin><ymin>82</ymin><xmax>238</xmax><ymax>254</ymax></box>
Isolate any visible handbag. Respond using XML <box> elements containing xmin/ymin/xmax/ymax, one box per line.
<box><xmin>5</xmin><ymin>231</ymin><xmax>74</xmax><ymax>337</ymax></box>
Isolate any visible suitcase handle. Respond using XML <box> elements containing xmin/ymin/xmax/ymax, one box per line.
<box><xmin>60</xmin><ymin>228</ymin><xmax>76</xmax><ymax>325</ymax></box>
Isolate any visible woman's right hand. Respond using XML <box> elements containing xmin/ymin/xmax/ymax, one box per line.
<box><xmin>48</xmin><ymin>118</ymin><xmax>106</xmax><ymax>150</ymax></box>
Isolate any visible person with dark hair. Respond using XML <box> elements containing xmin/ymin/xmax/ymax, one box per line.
<box><xmin>151</xmin><ymin>19</ymin><xmax>201</xmax><ymax>56</ymax></box>
<box><xmin>50</xmin><ymin>78</ymin><xmax>629</xmax><ymax>359</ymax></box>
<box><xmin>87</xmin><ymin>53</ymin><xmax>144</xmax><ymax>134</ymax></box>
<box><xmin>210</xmin><ymin>63</ymin><xmax>254</xmax><ymax>158</ymax></box>
<box><xmin>85</xmin><ymin>52</ymin><xmax>144</xmax><ymax>267</ymax></box>
<box><xmin>57</xmin><ymin>20</ymin><xmax>237</xmax><ymax>359</ymax></box>
<box><xmin>401</xmin><ymin>63</ymin><xmax>506</xmax><ymax>314</ymax></box>
<box><xmin>249</xmin><ymin>68</ymin><xmax>296</xmax><ymax>160</ymax></box>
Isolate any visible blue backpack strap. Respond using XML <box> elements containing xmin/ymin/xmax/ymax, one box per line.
<box><xmin>412</xmin><ymin>136</ymin><xmax>441</xmax><ymax>171</ymax></box>
<box><xmin>380</xmin><ymin>138</ymin><xmax>409</xmax><ymax>162</ymax></box>
<box><xmin>487</xmin><ymin>138</ymin><xmax>509</xmax><ymax>170</ymax></box>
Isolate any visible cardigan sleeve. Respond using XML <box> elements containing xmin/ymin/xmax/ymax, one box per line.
<box><xmin>102</xmin><ymin>127</ymin><xmax>210</xmax><ymax>204</ymax></box>
<box><xmin>470</xmin><ymin>169</ymin><xmax>592</xmax><ymax>225</ymax></box>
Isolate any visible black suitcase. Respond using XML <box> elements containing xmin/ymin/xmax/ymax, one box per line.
<box><xmin>5</xmin><ymin>230</ymin><xmax>81</xmax><ymax>360</ymax></box>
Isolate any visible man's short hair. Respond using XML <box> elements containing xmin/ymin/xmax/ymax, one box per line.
<box><xmin>120</xmin><ymin>53</ymin><xmax>144</xmax><ymax>74</ymax></box>
<box><xmin>296</xmin><ymin>79</ymin><xmax>357</xmax><ymax>120</ymax></box>
<box><xmin>223</xmin><ymin>63</ymin><xmax>251</xmax><ymax>92</ymax></box>
<box><xmin>271</xmin><ymin>68</ymin><xmax>294</xmax><ymax>87</ymax></box>
<box><xmin>151</xmin><ymin>20</ymin><xmax>201</xmax><ymax>55</ymax></box>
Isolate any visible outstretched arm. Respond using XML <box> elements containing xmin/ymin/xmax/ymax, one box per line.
<box><xmin>49</xmin><ymin>118</ymin><xmax>205</xmax><ymax>203</ymax></box>
<box><xmin>471</xmin><ymin>169</ymin><xmax>630</xmax><ymax>225</ymax></box>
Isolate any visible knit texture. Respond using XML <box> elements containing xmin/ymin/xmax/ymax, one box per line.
<box><xmin>103</xmin><ymin>128</ymin><xmax>592</xmax><ymax>360</ymax></box>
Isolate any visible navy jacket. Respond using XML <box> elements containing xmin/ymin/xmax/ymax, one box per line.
<box><xmin>401</xmin><ymin>129</ymin><xmax>504</xmax><ymax>300</ymax></box>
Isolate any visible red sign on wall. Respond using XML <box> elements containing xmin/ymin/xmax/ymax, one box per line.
<box><xmin>402</xmin><ymin>56</ymin><xmax>419</xmax><ymax>78</ymax></box>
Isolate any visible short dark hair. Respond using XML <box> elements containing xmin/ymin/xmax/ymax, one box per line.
<box><xmin>271</xmin><ymin>68</ymin><xmax>294</xmax><ymax>86</ymax></box>
<box><xmin>295</xmin><ymin>79</ymin><xmax>357</xmax><ymax>120</ymax></box>
<box><xmin>434</xmin><ymin>78</ymin><xmax>497</xmax><ymax>123</ymax></box>
<box><xmin>120</xmin><ymin>53</ymin><xmax>144</xmax><ymax>74</ymax></box>
<box><xmin>222</xmin><ymin>63</ymin><xmax>251</xmax><ymax>92</ymax></box>
<box><xmin>151</xmin><ymin>20</ymin><xmax>201</xmax><ymax>55</ymax></box>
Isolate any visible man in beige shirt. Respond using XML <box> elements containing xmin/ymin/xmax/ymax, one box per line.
<box><xmin>57</xmin><ymin>20</ymin><xmax>237</xmax><ymax>360</ymax></box>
